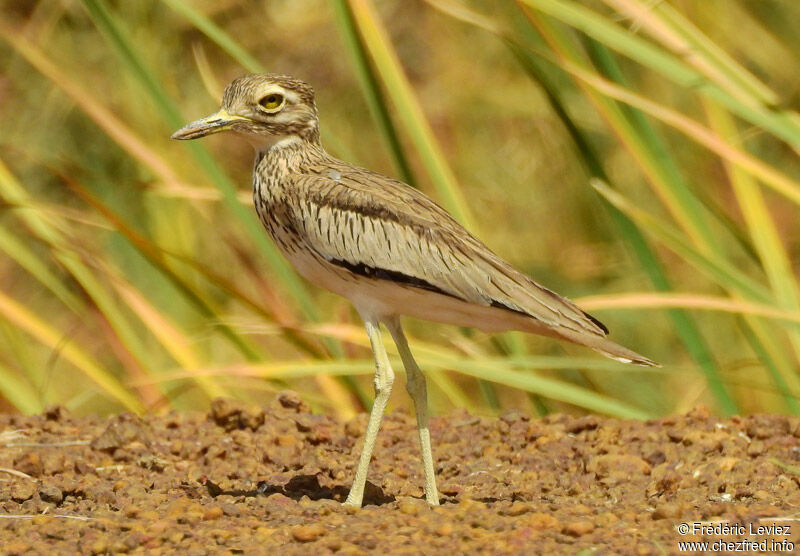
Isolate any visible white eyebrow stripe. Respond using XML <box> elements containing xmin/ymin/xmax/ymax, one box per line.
<box><xmin>255</xmin><ymin>85</ymin><xmax>291</xmax><ymax>102</ymax></box>
<box><xmin>281</xmin><ymin>90</ymin><xmax>301</xmax><ymax>104</ymax></box>
<box><xmin>259</xmin><ymin>86</ymin><xmax>298</xmax><ymax>103</ymax></box>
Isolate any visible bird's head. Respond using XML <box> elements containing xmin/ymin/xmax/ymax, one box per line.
<box><xmin>171</xmin><ymin>73</ymin><xmax>320</xmax><ymax>148</ymax></box>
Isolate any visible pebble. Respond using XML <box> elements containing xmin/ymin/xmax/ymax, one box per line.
<box><xmin>220</xmin><ymin>502</ymin><xmax>241</xmax><ymax>517</ymax></box>
<box><xmin>89</xmin><ymin>539</ymin><xmax>108</xmax><ymax>555</ymax></box>
<box><xmin>276</xmin><ymin>391</ymin><xmax>310</xmax><ymax>412</ymax></box>
<box><xmin>503</xmin><ymin>501</ymin><xmax>532</xmax><ymax>516</ymax></box>
<box><xmin>203</xmin><ymin>506</ymin><xmax>224</xmax><ymax>520</ymax></box>
<box><xmin>14</xmin><ymin>452</ymin><xmax>43</xmax><ymax>477</ymax></box>
<box><xmin>10</xmin><ymin>481</ymin><xmax>36</xmax><ymax>502</ymax></box>
<box><xmin>256</xmin><ymin>526</ymin><xmax>276</xmax><ymax>539</ymax></box>
<box><xmin>529</xmin><ymin>512</ymin><xmax>560</xmax><ymax>530</ymax></box>
<box><xmin>652</xmin><ymin>502</ymin><xmax>681</xmax><ymax>520</ymax></box>
<box><xmin>397</xmin><ymin>497</ymin><xmax>425</xmax><ymax>515</ymax></box>
<box><xmin>435</xmin><ymin>522</ymin><xmax>454</xmax><ymax>536</ymax></box>
<box><xmin>3</xmin><ymin>542</ymin><xmax>29</xmax><ymax>556</ymax></box>
<box><xmin>39</xmin><ymin>484</ymin><xmax>63</xmax><ymax>504</ymax></box>
<box><xmin>91</xmin><ymin>414</ymin><xmax>150</xmax><ymax>451</ymax></box>
<box><xmin>292</xmin><ymin>523</ymin><xmax>326</xmax><ymax>542</ymax></box>
<box><xmin>562</xmin><ymin>520</ymin><xmax>595</xmax><ymax>536</ymax></box>
<box><xmin>1</xmin><ymin>394</ymin><xmax>798</xmax><ymax>554</ymax></box>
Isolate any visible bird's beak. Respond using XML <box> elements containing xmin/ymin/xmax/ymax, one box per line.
<box><xmin>171</xmin><ymin>109</ymin><xmax>245</xmax><ymax>140</ymax></box>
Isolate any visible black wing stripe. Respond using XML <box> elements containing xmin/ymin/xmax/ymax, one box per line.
<box><xmin>328</xmin><ymin>258</ymin><xmax>462</xmax><ymax>300</ymax></box>
<box><xmin>329</xmin><ymin>257</ymin><xmax>551</xmax><ymax>326</ymax></box>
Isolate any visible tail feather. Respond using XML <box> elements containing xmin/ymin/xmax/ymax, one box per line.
<box><xmin>554</xmin><ymin>327</ymin><xmax>660</xmax><ymax>367</ymax></box>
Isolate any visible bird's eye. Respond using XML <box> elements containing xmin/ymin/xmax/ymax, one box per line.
<box><xmin>258</xmin><ymin>93</ymin><xmax>284</xmax><ymax>111</ymax></box>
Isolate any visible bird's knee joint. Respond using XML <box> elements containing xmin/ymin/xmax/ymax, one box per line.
<box><xmin>405</xmin><ymin>377</ymin><xmax>423</xmax><ymax>395</ymax></box>
<box><xmin>374</xmin><ymin>369</ymin><xmax>394</xmax><ymax>393</ymax></box>
<box><xmin>405</xmin><ymin>371</ymin><xmax>426</xmax><ymax>393</ymax></box>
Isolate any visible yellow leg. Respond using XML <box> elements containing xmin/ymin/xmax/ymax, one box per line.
<box><xmin>386</xmin><ymin>317</ymin><xmax>440</xmax><ymax>506</ymax></box>
<box><xmin>344</xmin><ymin>318</ymin><xmax>395</xmax><ymax>507</ymax></box>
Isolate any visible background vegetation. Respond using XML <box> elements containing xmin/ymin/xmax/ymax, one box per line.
<box><xmin>1</xmin><ymin>0</ymin><xmax>799</xmax><ymax>420</ymax></box>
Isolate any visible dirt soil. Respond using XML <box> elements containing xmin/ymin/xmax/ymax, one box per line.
<box><xmin>1</xmin><ymin>393</ymin><xmax>799</xmax><ymax>555</ymax></box>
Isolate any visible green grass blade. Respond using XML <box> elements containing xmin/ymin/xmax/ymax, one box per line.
<box><xmin>345</xmin><ymin>0</ymin><xmax>476</xmax><ymax>230</ymax></box>
<box><xmin>519</xmin><ymin>0</ymin><xmax>800</xmax><ymax>149</ymax></box>
<box><xmin>108</xmin><ymin>271</ymin><xmax>231</xmax><ymax>402</ymax></box>
<box><xmin>0</xmin><ymin>289</ymin><xmax>143</xmax><ymax>412</ymax></box>
<box><xmin>704</xmin><ymin>102</ymin><xmax>800</xmax><ymax>411</ymax></box>
<box><xmin>582</xmin><ymin>38</ymin><xmax>717</xmax><ymax>253</ymax></box>
<box><xmin>508</xmin><ymin>9</ymin><xmax>738</xmax><ymax>414</ymax></box>
<box><xmin>0</xmin><ymin>224</ymin><xmax>83</xmax><ymax>314</ymax></box>
<box><xmin>160</xmin><ymin>0</ymin><xmax>264</xmax><ymax>73</ymax></box>
<box><xmin>556</xmin><ymin>56</ymin><xmax>800</xmax><ymax>209</ymax></box>
<box><xmin>145</xmin><ymin>357</ymin><xmax>653</xmax><ymax>419</ymax></box>
<box><xmin>0</xmin><ymin>21</ymin><xmax>188</xmax><ymax>189</ymax></box>
<box><xmin>594</xmin><ymin>176</ymin><xmax>800</xmax><ymax>409</ymax></box>
<box><xmin>705</xmin><ymin>104</ymin><xmax>800</xmax><ymax>328</ymax></box>
<box><xmin>592</xmin><ymin>180</ymin><xmax>772</xmax><ymax>304</ymax></box>
<box><xmin>739</xmin><ymin>323</ymin><xmax>800</xmax><ymax>414</ymax></box>
<box><xmin>79</xmin><ymin>0</ymin><xmax>319</xmax><ymax>320</ymax></box>
<box><xmin>578</xmin><ymin>293</ymin><xmax>800</xmax><ymax>325</ymax></box>
<box><xmin>330</xmin><ymin>0</ymin><xmax>416</xmax><ymax>184</ymax></box>
<box><xmin>0</xmin><ymin>361</ymin><xmax>44</xmax><ymax>414</ymax></box>
<box><xmin>446</xmin><ymin>362</ymin><xmax>651</xmax><ymax>419</ymax></box>
<box><xmin>0</xmin><ymin>158</ymin><xmax>170</xmax><ymax>386</ymax></box>
<box><xmin>67</xmin><ymin>177</ymin><xmax>266</xmax><ymax>363</ymax></box>
<box><xmin>603</xmin><ymin>0</ymin><xmax>779</xmax><ymax>107</ymax></box>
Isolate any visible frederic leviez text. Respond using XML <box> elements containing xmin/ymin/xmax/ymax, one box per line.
<box><xmin>683</xmin><ymin>522</ymin><xmax>791</xmax><ymax>536</ymax></box>
<box><xmin>676</xmin><ymin>521</ymin><xmax>794</xmax><ymax>553</ymax></box>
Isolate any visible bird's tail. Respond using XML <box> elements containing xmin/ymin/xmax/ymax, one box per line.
<box><xmin>555</xmin><ymin>328</ymin><xmax>660</xmax><ymax>367</ymax></box>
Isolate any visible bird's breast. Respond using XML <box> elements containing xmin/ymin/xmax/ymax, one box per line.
<box><xmin>253</xmin><ymin>174</ymin><xmax>299</xmax><ymax>252</ymax></box>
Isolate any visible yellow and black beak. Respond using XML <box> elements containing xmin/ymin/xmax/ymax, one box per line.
<box><xmin>171</xmin><ymin>109</ymin><xmax>244</xmax><ymax>140</ymax></box>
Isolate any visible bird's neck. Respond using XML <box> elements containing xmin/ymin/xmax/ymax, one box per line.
<box><xmin>239</xmin><ymin>121</ymin><xmax>321</xmax><ymax>153</ymax></box>
<box><xmin>255</xmin><ymin>136</ymin><xmax>327</xmax><ymax>173</ymax></box>
<box><xmin>258</xmin><ymin>135</ymin><xmax>303</xmax><ymax>152</ymax></box>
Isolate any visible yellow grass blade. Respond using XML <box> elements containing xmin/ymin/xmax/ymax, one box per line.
<box><xmin>0</xmin><ymin>224</ymin><xmax>83</xmax><ymax>314</ymax></box>
<box><xmin>562</xmin><ymin>61</ymin><xmax>800</xmax><ymax>208</ymax></box>
<box><xmin>703</xmin><ymin>104</ymin><xmax>800</xmax><ymax>324</ymax></box>
<box><xmin>602</xmin><ymin>0</ymin><xmax>779</xmax><ymax>108</ymax></box>
<box><xmin>0</xmin><ymin>21</ymin><xmax>186</xmax><ymax>191</ymax></box>
<box><xmin>0</xmin><ymin>290</ymin><xmax>142</xmax><ymax>412</ymax></box>
<box><xmin>110</xmin><ymin>277</ymin><xmax>229</xmax><ymax>401</ymax></box>
<box><xmin>576</xmin><ymin>293</ymin><xmax>800</xmax><ymax>326</ymax></box>
<box><xmin>346</xmin><ymin>0</ymin><xmax>477</xmax><ymax>230</ymax></box>
<box><xmin>129</xmin><ymin>357</ymin><xmax>651</xmax><ymax>418</ymax></box>
<box><xmin>0</xmin><ymin>361</ymin><xmax>44</xmax><ymax>414</ymax></box>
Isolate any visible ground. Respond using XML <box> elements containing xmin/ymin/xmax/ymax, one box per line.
<box><xmin>1</xmin><ymin>393</ymin><xmax>799</xmax><ymax>555</ymax></box>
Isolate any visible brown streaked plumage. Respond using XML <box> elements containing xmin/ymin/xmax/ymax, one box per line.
<box><xmin>172</xmin><ymin>73</ymin><xmax>658</xmax><ymax>507</ymax></box>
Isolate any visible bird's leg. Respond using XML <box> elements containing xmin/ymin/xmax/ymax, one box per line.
<box><xmin>344</xmin><ymin>318</ymin><xmax>395</xmax><ymax>507</ymax></box>
<box><xmin>386</xmin><ymin>317</ymin><xmax>440</xmax><ymax>506</ymax></box>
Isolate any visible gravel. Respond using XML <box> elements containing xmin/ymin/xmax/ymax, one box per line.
<box><xmin>1</xmin><ymin>393</ymin><xmax>799</xmax><ymax>554</ymax></box>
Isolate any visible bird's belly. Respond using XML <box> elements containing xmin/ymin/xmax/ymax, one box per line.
<box><xmin>264</xmin><ymin>226</ymin><xmax>370</xmax><ymax>302</ymax></box>
<box><xmin>350</xmin><ymin>280</ymin><xmax>528</xmax><ymax>333</ymax></box>
<box><xmin>285</xmin><ymin>249</ymin><xmax>529</xmax><ymax>333</ymax></box>
<box><xmin>283</xmin><ymin>248</ymin><xmax>360</xmax><ymax>296</ymax></box>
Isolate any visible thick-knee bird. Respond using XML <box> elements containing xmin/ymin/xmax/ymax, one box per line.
<box><xmin>172</xmin><ymin>73</ymin><xmax>657</xmax><ymax>507</ymax></box>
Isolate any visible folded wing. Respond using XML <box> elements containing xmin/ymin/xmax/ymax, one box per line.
<box><xmin>287</xmin><ymin>168</ymin><xmax>607</xmax><ymax>339</ymax></box>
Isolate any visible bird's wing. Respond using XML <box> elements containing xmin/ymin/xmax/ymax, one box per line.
<box><xmin>287</xmin><ymin>167</ymin><xmax>607</xmax><ymax>337</ymax></box>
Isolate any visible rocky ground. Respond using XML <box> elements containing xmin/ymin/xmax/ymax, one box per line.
<box><xmin>1</xmin><ymin>393</ymin><xmax>799</xmax><ymax>554</ymax></box>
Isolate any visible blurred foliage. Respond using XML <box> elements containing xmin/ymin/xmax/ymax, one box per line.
<box><xmin>1</xmin><ymin>0</ymin><xmax>799</xmax><ymax>419</ymax></box>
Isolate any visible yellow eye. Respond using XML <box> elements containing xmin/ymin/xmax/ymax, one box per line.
<box><xmin>259</xmin><ymin>93</ymin><xmax>284</xmax><ymax>111</ymax></box>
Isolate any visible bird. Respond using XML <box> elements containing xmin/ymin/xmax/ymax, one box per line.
<box><xmin>172</xmin><ymin>73</ymin><xmax>658</xmax><ymax>507</ymax></box>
